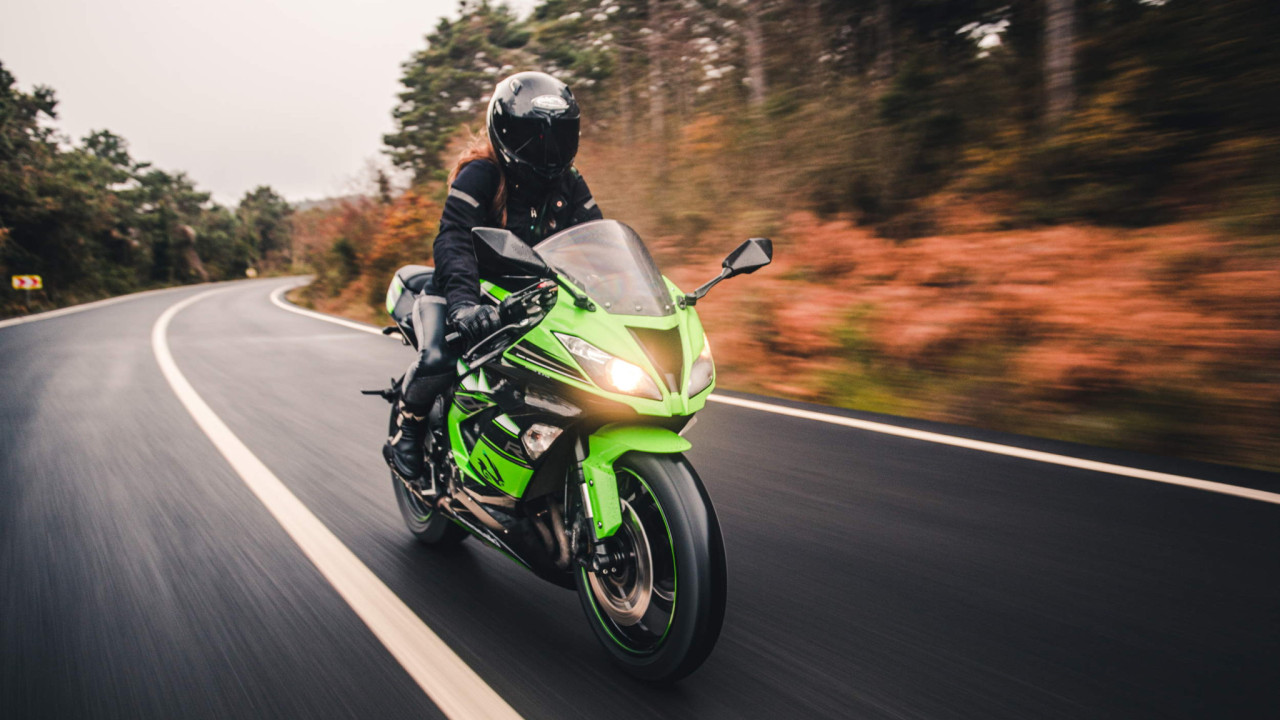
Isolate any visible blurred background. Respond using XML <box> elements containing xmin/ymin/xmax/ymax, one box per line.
<box><xmin>2</xmin><ymin>0</ymin><xmax>1278</xmax><ymax>470</ymax></box>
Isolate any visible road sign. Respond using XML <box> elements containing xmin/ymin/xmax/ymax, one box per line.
<box><xmin>11</xmin><ymin>275</ymin><xmax>43</xmax><ymax>290</ymax></box>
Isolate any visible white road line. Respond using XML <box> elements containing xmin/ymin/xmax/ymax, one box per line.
<box><xmin>266</xmin><ymin>280</ymin><xmax>1280</xmax><ymax>507</ymax></box>
<box><xmin>269</xmin><ymin>283</ymin><xmax>386</xmax><ymax>336</ymax></box>
<box><xmin>706</xmin><ymin>395</ymin><xmax>1280</xmax><ymax>506</ymax></box>
<box><xmin>153</xmin><ymin>287</ymin><xmax>524</xmax><ymax>720</ymax></box>
<box><xmin>0</xmin><ymin>282</ymin><xmax>210</xmax><ymax>330</ymax></box>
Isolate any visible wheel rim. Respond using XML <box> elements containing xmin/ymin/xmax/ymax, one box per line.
<box><xmin>587</xmin><ymin>501</ymin><xmax>652</xmax><ymax>625</ymax></box>
<box><xmin>583</xmin><ymin>469</ymin><xmax>677</xmax><ymax>653</ymax></box>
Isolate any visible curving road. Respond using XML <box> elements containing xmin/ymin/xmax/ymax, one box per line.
<box><xmin>2</xmin><ymin>278</ymin><xmax>1278</xmax><ymax>719</ymax></box>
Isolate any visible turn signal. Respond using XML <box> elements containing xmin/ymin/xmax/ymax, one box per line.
<box><xmin>521</xmin><ymin>423</ymin><xmax>562</xmax><ymax>460</ymax></box>
<box><xmin>687</xmin><ymin>334</ymin><xmax>714</xmax><ymax>395</ymax></box>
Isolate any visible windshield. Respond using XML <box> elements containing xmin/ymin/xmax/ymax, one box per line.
<box><xmin>535</xmin><ymin>220</ymin><xmax>674</xmax><ymax>317</ymax></box>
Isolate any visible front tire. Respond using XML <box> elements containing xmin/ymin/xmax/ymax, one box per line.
<box><xmin>574</xmin><ymin>452</ymin><xmax>727</xmax><ymax>682</ymax></box>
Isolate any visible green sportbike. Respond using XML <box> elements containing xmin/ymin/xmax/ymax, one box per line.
<box><xmin>374</xmin><ymin>219</ymin><xmax>771</xmax><ymax>681</ymax></box>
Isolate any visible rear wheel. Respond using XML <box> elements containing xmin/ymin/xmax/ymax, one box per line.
<box><xmin>574</xmin><ymin>452</ymin><xmax>727</xmax><ymax>682</ymax></box>
<box><xmin>392</xmin><ymin>469</ymin><xmax>468</xmax><ymax>545</ymax></box>
<box><xmin>388</xmin><ymin>404</ymin><xmax>467</xmax><ymax>546</ymax></box>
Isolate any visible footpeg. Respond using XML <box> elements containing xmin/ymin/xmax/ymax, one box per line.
<box><xmin>382</xmin><ymin>326</ymin><xmax>409</xmax><ymax>345</ymax></box>
<box><xmin>361</xmin><ymin>377</ymin><xmax>399</xmax><ymax>403</ymax></box>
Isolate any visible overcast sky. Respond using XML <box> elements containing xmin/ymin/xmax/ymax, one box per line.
<box><xmin>1</xmin><ymin>0</ymin><xmax>534</xmax><ymax>205</ymax></box>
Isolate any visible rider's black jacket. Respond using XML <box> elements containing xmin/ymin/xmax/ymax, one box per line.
<box><xmin>433</xmin><ymin>159</ymin><xmax>602</xmax><ymax>310</ymax></box>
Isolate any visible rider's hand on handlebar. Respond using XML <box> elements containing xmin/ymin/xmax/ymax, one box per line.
<box><xmin>498</xmin><ymin>292</ymin><xmax>528</xmax><ymax>323</ymax></box>
<box><xmin>448</xmin><ymin>303</ymin><xmax>501</xmax><ymax>346</ymax></box>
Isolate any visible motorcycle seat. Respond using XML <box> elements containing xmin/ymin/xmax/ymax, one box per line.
<box><xmin>396</xmin><ymin>264</ymin><xmax>435</xmax><ymax>295</ymax></box>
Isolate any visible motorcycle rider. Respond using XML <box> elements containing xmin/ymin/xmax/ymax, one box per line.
<box><xmin>384</xmin><ymin>71</ymin><xmax>603</xmax><ymax>479</ymax></box>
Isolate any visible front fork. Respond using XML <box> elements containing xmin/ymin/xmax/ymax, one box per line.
<box><xmin>569</xmin><ymin>424</ymin><xmax>692</xmax><ymax>570</ymax></box>
<box><xmin>568</xmin><ymin>435</ymin><xmax>629</xmax><ymax>573</ymax></box>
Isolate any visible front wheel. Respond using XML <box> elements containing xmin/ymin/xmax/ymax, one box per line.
<box><xmin>574</xmin><ymin>452</ymin><xmax>727</xmax><ymax>683</ymax></box>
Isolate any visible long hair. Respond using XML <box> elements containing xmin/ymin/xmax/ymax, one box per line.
<box><xmin>447</xmin><ymin>129</ymin><xmax>508</xmax><ymax>227</ymax></box>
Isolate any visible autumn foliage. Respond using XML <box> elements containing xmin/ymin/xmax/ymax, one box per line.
<box><xmin>297</xmin><ymin>0</ymin><xmax>1280</xmax><ymax>471</ymax></box>
<box><xmin>292</xmin><ymin>173</ymin><xmax>1280</xmax><ymax>471</ymax></box>
<box><xmin>679</xmin><ymin>211</ymin><xmax>1280</xmax><ymax>470</ymax></box>
<box><xmin>291</xmin><ymin>188</ymin><xmax>440</xmax><ymax>325</ymax></box>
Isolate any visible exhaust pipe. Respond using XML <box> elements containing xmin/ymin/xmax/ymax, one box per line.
<box><xmin>549</xmin><ymin>503</ymin><xmax>571</xmax><ymax>569</ymax></box>
<box><xmin>451</xmin><ymin>492</ymin><xmax>508</xmax><ymax>534</ymax></box>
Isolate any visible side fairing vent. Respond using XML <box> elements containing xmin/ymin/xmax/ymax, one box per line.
<box><xmin>629</xmin><ymin>327</ymin><xmax>684</xmax><ymax>392</ymax></box>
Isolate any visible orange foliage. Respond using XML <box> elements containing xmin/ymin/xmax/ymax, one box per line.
<box><xmin>685</xmin><ymin>211</ymin><xmax>1280</xmax><ymax>468</ymax></box>
<box><xmin>297</xmin><ymin>180</ymin><xmax>1280</xmax><ymax>469</ymax></box>
<box><xmin>294</xmin><ymin>188</ymin><xmax>440</xmax><ymax>324</ymax></box>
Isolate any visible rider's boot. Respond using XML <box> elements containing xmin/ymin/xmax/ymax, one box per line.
<box><xmin>385</xmin><ymin>401</ymin><xmax>428</xmax><ymax>479</ymax></box>
<box><xmin>383</xmin><ymin>369</ymin><xmax>453</xmax><ymax>479</ymax></box>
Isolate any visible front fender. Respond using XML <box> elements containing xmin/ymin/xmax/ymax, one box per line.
<box><xmin>581</xmin><ymin>424</ymin><xmax>692</xmax><ymax>538</ymax></box>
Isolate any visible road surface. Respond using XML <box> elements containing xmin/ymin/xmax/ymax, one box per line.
<box><xmin>2</xmin><ymin>278</ymin><xmax>1277</xmax><ymax>719</ymax></box>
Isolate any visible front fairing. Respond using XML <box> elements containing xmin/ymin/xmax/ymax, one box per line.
<box><xmin>446</xmin><ymin>221</ymin><xmax>713</xmax><ymax>542</ymax></box>
<box><xmin>491</xmin><ymin>277</ymin><xmax>714</xmax><ymax>418</ymax></box>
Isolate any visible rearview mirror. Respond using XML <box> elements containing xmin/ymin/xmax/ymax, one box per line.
<box><xmin>472</xmin><ymin>227</ymin><xmax>555</xmax><ymax>278</ymax></box>
<box><xmin>472</xmin><ymin>227</ymin><xmax>597</xmax><ymax>310</ymax></box>
<box><xmin>685</xmin><ymin>236</ymin><xmax>774</xmax><ymax>305</ymax></box>
<box><xmin>722</xmin><ymin>237</ymin><xmax>773</xmax><ymax>277</ymax></box>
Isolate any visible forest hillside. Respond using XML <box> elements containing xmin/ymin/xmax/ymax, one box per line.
<box><xmin>9</xmin><ymin>1</ymin><xmax>1272</xmax><ymax>469</ymax></box>
<box><xmin>297</xmin><ymin>1</ymin><xmax>1279</xmax><ymax>470</ymax></box>
<box><xmin>0</xmin><ymin>62</ymin><xmax>294</xmax><ymax>315</ymax></box>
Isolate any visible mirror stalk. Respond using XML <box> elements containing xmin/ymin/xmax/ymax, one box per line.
<box><xmin>684</xmin><ymin>268</ymin><xmax>731</xmax><ymax>306</ymax></box>
<box><xmin>682</xmin><ymin>238</ymin><xmax>772</xmax><ymax>306</ymax></box>
<box><xmin>555</xmin><ymin>275</ymin><xmax>596</xmax><ymax>311</ymax></box>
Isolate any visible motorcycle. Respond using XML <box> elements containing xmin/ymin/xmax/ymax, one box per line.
<box><xmin>371</xmin><ymin>219</ymin><xmax>771</xmax><ymax>682</ymax></box>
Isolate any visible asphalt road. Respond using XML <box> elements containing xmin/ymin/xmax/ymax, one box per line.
<box><xmin>2</xmin><ymin>277</ymin><xmax>1278</xmax><ymax>719</ymax></box>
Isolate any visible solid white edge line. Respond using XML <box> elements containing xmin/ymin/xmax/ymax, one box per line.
<box><xmin>266</xmin><ymin>279</ymin><xmax>1280</xmax><ymax>507</ymax></box>
<box><xmin>0</xmin><ymin>282</ymin><xmax>212</xmax><ymax>330</ymax></box>
<box><xmin>152</xmin><ymin>287</ymin><xmax>524</xmax><ymax>720</ymax></box>
<box><xmin>269</xmin><ymin>283</ymin><xmax>385</xmax><ymax>336</ymax></box>
<box><xmin>706</xmin><ymin>395</ymin><xmax>1280</xmax><ymax>506</ymax></box>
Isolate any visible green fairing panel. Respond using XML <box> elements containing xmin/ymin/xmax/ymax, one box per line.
<box><xmin>470</xmin><ymin>436</ymin><xmax>534</xmax><ymax>496</ymax></box>
<box><xmin>499</xmin><ymin>276</ymin><xmax>713</xmax><ymax>417</ymax></box>
<box><xmin>581</xmin><ymin>424</ymin><xmax>692</xmax><ymax>538</ymax></box>
<box><xmin>456</xmin><ymin>273</ymin><xmax>713</xmax><ymax>531</ymax></box>
<box><xmin>448</xmin><ymin>400</ymin><xmax>483</xmax><ymax>484</ymax></box>
<box><xmin>386</xmin><ymin>275</ymin><xmax>405</xmax><ymax>315</ymax></box>
<box><xmin>480</xmin><ymin>280</ymin><xmax>510</xmax><ymax>302</ymax></box>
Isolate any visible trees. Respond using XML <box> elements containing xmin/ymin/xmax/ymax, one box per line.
<box><xmin>237</xmin><ymin>185</ymin><xmax>294</xmax><ymax>266</ymax></box>
<box><xmin>384</xmin><ymin>2</ymin><xmax>532</xmax><ymax>182</ymax></box>
<box><xmin>376</xmin><ymin>0</ymin><xmax>1280</xmax><ymax>232</ymax></box>
<box><xmin>1043</xmin><ymin>0</ymin><xmax>1076</xmax><ymax>124</ymax></box>
<box><xmin>0</xmin><ymin>63</ymin><xmax>121</xmax><ymax>302</ymax></box>
<box><xmin>739</xmin><ymin>1</ymin><xmax>767</xmax><ymax>110</ymax></box>
<box><xmin>0</xmin><ymin>61</ymin><xmax>294</xmax><ymax>316</ymax></box>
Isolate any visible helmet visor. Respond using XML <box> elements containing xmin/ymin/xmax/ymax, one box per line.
<box><xmin>502</xmin><ymin>116</ymin><xmax>580</xmax><ymax>176</ymax></box>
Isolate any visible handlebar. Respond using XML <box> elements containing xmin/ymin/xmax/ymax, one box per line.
<box><xmin>446</xmin><ymin>280</ymin><xmax>559</xmax><ymax>362</ymax></box>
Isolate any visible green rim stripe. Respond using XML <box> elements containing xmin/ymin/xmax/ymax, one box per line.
<box><xmin>581</xmin><ymin>467</ymin><xmax>678</xmax><ymax>654</ymax></box>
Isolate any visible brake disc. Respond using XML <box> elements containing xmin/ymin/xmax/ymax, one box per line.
<box><xmin>587</xmin><ymin>500</ymin><xmax>653</xmax><ymax>626</ymax></box>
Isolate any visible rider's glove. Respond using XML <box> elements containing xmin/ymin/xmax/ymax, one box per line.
<box><xmin>449</xmin><ymin>302</ymin><xmax>501</xmax><ymax>345</ymax></box>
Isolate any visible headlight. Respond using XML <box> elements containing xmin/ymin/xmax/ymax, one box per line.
<box><xmin>687</xmin><ymin>334</ymin><xmax>714</xmax><ymax>395</ymax></box>
<box><xmin>555</xmin><ymin>333</ymin><xmax>663</xmax><ymax>400</ymax></box>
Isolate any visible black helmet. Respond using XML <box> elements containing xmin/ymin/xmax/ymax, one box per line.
<box><xmin>487</xmin><ymin>71</ymin><xmax>580</xmax><ymax>188</ymax></box>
